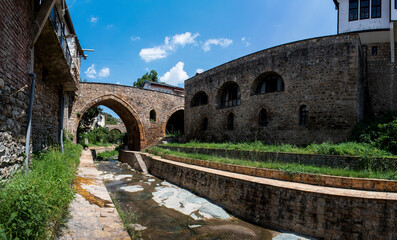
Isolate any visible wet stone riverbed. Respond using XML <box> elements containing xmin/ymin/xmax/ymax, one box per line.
<box><xmin>95</xmin><ymin>159</ymin><xmax>310</xmax><ymax>240</ymax></box>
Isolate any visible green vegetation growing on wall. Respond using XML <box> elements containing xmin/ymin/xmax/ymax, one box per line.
<box><xmin>351</xmin><ymin>112</ymin><xmax>397</xmax><ymax>154</ymax></box>
<box><xmin>0</xmin><ymin>142</ymin><xmax>82</xmax><ymax>239</ymax></box>
<box><xmin>96</xmin><ymin>149</ymin><xmax>119</xmax><ymax>160</ymax></box>
<box><xmin>149</xmin><ymin>147</ymin><xmax>397</xmax><ymax>180</ymax></box>
<box><xmin>162</xmin><ymin>141</ymin><xmax>394</xmax><ymax>158</ymax></box>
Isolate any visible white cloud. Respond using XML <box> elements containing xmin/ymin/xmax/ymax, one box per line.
<box><xmin>139</xmin><ymin>32</ymin><xmax>199</xmax><ymax>62</ymax></box>
<box><xmin>84</xmin><ymin>64</ymin><xmax>97</xmax><ymax>79</ymax></box>
<box><xmin>203</xmin><ymin>38</ymin><xmax>233</xmax><ymax>52</ymax></box>
<box><xmin>116</xmin><ymin>82</ymin><xmax>120</xmax><ymax>85</ymax></box>
<box><xmin>98</xmin><ymin>67</ymin><xmax>110</xmax><ymax>78</ymax></box>
<box><xmin>90</xmin><ymin>16</ymin><xmax>98</xmax><ymax>23</ymax></box>
<box><xmin>84</xmin><ymin>65</ymin><xmax>110</xmax><ymax>79</ymax></box>
<box><xmin>139</xmin><ymin>47</ymin><xmax>167</xmax><ymax>62</ymax></box>
<box><xmin>196</xmin><ymin>68</ymin><xmax>204</xmax><ymax>74</ymax></box>
<box><xmin>160</xmin><ymin>62</ymin><xmax>189</xmax><ymax>86</ymax></box>
<box><xmin>241</xmin><ymin>37</ymin><xmax>250</xmax><ymax>46</ymax></box>
<box><xmin>130</xmin><ymin>36</ymin><xmax>141</xmax><ymax>41</ymax></box>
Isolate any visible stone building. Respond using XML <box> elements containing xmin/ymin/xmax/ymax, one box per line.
<box><xmin>0</xmin><ymin>0</ymin><xmax>83</xmax><ymax>179</ymax></box>
<box><xmin>143</xmin><ymin>81</ymin><xmax>185</xmax><ymax>96</ymax></box>
<box><xmin>184</xmin><ymin>1</ymin><xmax>397</xmax><ymax>144</ymax></box>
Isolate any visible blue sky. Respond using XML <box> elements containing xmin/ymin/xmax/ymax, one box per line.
<box><xmin>66</xmin><ymin>0</ymin><xmax>337</xmax><ymax>117</ymax></box>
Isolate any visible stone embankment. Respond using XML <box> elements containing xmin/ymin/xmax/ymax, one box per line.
<box><xmin>119</xmin><ymin>150</ymin><xmax>397</xmax><ymax>240</ymax></box>
<box><xmin>58</xmin><ymin>149</ymin><xmax>130</xmax><ymax>240</ymax></box>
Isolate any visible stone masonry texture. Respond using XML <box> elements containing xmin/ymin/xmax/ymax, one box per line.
<box><xmin>185</xmin><ymin>34</ymin><xmax>366</xmax><ymax>144</ymax></box>
<box><xmin>119</xmin><ymin>151</ymin><xmax>397</xmax><ymax>240</ymax></box>
<box><xmin>69</xmin><ymin>82</ymin><xmax>184</xmax><ymax>150</ymax></box>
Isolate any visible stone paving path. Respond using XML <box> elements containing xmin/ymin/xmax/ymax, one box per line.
<box><xmin>57</xmin><ymin>149</ymin><xmax>130</xmax><ymax>240</ymax></box>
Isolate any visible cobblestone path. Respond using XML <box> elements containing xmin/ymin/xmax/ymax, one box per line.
<box><xmin>57</xmin><ymin>149</ymin><xmax>130</xmax><ymax>240</ymax></box>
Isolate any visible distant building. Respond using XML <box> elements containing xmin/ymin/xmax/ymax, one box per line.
<box><xmin>142</xmin><ymin>81</ymin><xmax>184</xmax><ymax>96</ymax></box>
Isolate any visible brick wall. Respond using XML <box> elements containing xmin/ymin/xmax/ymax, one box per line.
<box><xmin>185</xmin><ymin>34</ymin><xmax>364</xmax><ymax>144</ymax></box>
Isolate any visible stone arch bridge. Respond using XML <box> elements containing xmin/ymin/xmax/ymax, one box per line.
<box><xmin>106</xmin><ymin>123</ymin><xmax>127</xmax><ymax>133</ymax></box>
<box><xmin>68</xmin><ymin>82</ymin><xmax>184</xmax><ymax>150</ymax></box>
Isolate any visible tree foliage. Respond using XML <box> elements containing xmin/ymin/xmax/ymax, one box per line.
<box><xmin>105</xmin><ymin>113</ymin><xmax>118</xmax><ymax>125</ymax></box>
<box><xmin>77</xmin><ymin>106</ymin><xmax>103</xmax><ymax>134</ymax></box>
<box><xmin>133</xmin><ymin>70</ymin><xmax>158</xmax><ymax>88</ymax></box>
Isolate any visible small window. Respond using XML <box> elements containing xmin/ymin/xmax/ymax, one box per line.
<box><xmin>202</xmin><ymin>117</ymin><xmax>208</xmax><ymax>131</ymax></box>
<box><xmin>360</xmin><ymin>0</ymin><xmax>369</xmax><ymax>19</ymax></box>
<box><xmin>349</xmin><ymin>0</ymin><xmax>358</xmax><ymax>21</ymax></box>
<box><xmin>227</xmin><ymin>113</ymin><xmax>234</xmax><ymax>130</ymax></box>
<box><xmin>372</xmin><ymin>46</ymin><xmax>378</xmax><ymax>55</ymax></box>
<box><xmin>255</xmin><ymin>73</ymin><xmax>284</xmax><ymax>95</ymax></box>
<box><xmin>371</xmin><ymin>0</ymin><xmax>381</xmax><ymax>18</ymax></box>
<box><xmin>220</xmin><ymin>82</ymin><xmax>241</xmax><ymax>109</ymax></box>
<box><xmin>150</xmin><ymin>110</ymin><xmax>156</xmax><ymax>122</ymax></box>
<box><xmin>395</xmin><ymin>0</ymin><xmax>397</xmax><ymax>9</ymax></box>
<box><xmin>191</xmin><ymin>91</ymin><xmax>208</xmax><ymax>107</ymax></box>
<box><xmin>299</xmin><ymin>105</ymin><xmax>309</xmax><ymax>127</ymax></box>
<box><xmin>259</xmin><ymin>109</ymin><xmax>268</xmax><ymax>127</ymax></box>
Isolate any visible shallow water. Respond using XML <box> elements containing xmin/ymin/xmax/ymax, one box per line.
<box><xmin>96</xmin><ymin>159</ymin><xmax>310</xmax><ymax>240</ymax></box>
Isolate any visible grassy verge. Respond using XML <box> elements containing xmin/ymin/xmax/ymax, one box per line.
<box><xmin>161</xmin><ymin>140</ymin><xmax>395</xmax><ymax>158</ymax></box>
<box><xmin>0</xmin><ymin>142</ymin><xmax>82</xmax><ymax>239</ymax></box>
<box><xmin>96</xmin><ymin>149</ymin><xmax>119</xmax><ymax>160</ymax></box>
<box><xmin>87</xmin><ymin>143</ymin><xmax>115</xmax><ymax>147</ymax></box>
<box><xmin>149</xmin><ymin>147</ymin><xmax>397</xmax><ymax>180</ymax></box>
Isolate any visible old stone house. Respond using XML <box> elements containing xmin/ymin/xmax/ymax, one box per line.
<box><xmin>184</xmin><ymin>0</ymin><xmax>397</xmax><ymax>144</ymax></box>
<box><xmin>0</xmin><ymin>0</ymin><xmax>83</xmax><ymax>179</ymax></box>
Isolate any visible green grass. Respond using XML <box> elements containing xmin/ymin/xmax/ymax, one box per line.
<box><xmin>149</xmin><ymin>147</ymin><xmax>397</xmax><ymax>180</ymax></box>
<box><xmin>0</xmin><ymin>142</ymin><xmax>82</xmax><ymax>239</ymax></box>
<box><xmin>161</xmin><ymin>140</ymin><xmax>395</xmax><ymax>158</ymax></box>
<box><xmin>96</xmin><ymin>149</ymin><xmax>119</xmax><ymax>160</ymax></box>
<box><xmin>113</xmin><ymin>199</ymin><xmax>141</xmax><ymax>239</ymax></box>
<box><xmin>87</xmin><ymin>142</ymin><xmax>114</xmax><ymax>147</ymax></box>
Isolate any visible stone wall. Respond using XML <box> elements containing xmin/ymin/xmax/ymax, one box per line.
<box><xmin>0</xmin><ymin>1</ymin><xmax>33</xmax><ymax>179</ymax></box>
<box><xmin>69</xmin><ymin>83</ymin><xmax>184</xmax><ymax>150</ymax></box>
<box><xmin>119</xmin><ymin>150</ymin><xmax>397</xmax><ymax>239</ymax></box>
<box><xmin>365</xmin><ymin>42</ymin><xmax>397</xmax><ymax>116</ymax></box>
<box><xmin>0</xmin><ymin>0</ymin><xmax>79</xmax><ymax>179</ymax></box>
<box><xmin>185</xmin><ymin>34</ymin><xmax>364</xmax><ymax>144</ymax></box>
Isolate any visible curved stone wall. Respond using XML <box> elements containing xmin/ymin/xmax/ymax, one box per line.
<box><xmin>185</xmin><ymin>34</ymin><xmax>366</xmax><ymax>144</ymax></box>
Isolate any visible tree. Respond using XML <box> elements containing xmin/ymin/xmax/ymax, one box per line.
<box><xmin>133</xmin><ymin>70</ymin><xmax>158</xmax><ymax>88</ymax></box>
<box><xmin>78</xmin><ymin>106</ymin><xmax>103</xmax><ymax>134</ymax></box>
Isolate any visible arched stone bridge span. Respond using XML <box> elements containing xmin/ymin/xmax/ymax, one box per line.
<box><xmin>106</xmin><ymin>123</ymin><xmax>127</xmax><ymax>133</ymax></box>
<box><xmin>69</xmin><ymin>82</ymin><xmax>184</xmax><ymax>150</ymax></box>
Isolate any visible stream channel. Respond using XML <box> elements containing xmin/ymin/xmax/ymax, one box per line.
<box><xmin>95</xmin><ymin>157</ymin><xmax>310</xmax><ymax>240</ymax></box>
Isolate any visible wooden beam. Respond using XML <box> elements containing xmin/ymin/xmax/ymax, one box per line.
<box><xmin>32</xmin><ymin>0</ymin><xmax>58</xmax><ymax>45</ymax></box>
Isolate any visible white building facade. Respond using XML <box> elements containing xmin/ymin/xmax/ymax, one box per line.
<box><xmin>334</xmin><ymin>0</ymin><xmax>397</xmax><ymax>61</ymax></box>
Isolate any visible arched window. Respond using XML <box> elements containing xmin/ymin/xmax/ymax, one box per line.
<box><xmin>259</xmin><ymin>109</ymin><xmax>268</xmax><ymax>127</ymax></box>
<box><xmin>150</xmin><ymin>110</ymin><xmax>156</xmax><ymax>122</ymax></box>
<box><xmin>227</xmin><ymin>113</ymin><xmax>234</xmax><ymax>130</ymax></box>
<box><xmin>299</xmin><ymin>105</ymin><xmax>308</xmax><ymax>126</ymax></box>
<box><xmin>219</xmin><ymin>82</ymin><xmax>241</xmax><ymax>109</ymax></box>
<box><xmin>202</xmin><ymin>117</ymin><xmax>208</xmax><ymax>131</ymax></box>
<box><xmin>191</xmin><ymin>91</ymin><xmax>208</xmax><ymax>107</ymax></box>
<box><xmin>254</xmin><ymin>72</ymin><xmax>284</xmax><ymax>95</ymax></box>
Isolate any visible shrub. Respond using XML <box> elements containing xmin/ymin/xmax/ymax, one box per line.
<box><xmin>0</xmin><ymin>142</ymin><xmax>82</xmax><ymax>239</ymax></box>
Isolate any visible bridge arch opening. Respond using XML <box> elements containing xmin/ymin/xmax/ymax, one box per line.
<box><xmin>166</xmin><ymin>110</ymin><xmax>184</xmax><ymax>136</ymax></box>
<box><xmin>75</xmin><ymin>96</ymin><xmax>143</xmax><ymax>151</ymax></box>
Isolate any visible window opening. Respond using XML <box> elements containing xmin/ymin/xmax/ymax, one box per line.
<box><xmin>371</xmin><ymin>0</ymin><xmax>381</xmax><ymax>18</ymax></box>
<box><xmin>220</xmin><ymin>83</ymin><xmax>241</xmax><ymax>108</ymax></box>
<box><xmin>372</xmin><ymin>46</ymin><xmax>378</xmax><ymax>55</ymax></box>
<box><xmin>349</xmin><ymin>0</ymin><xmax>359</xmax><ymax>21</ymax></box>
<box><xmin>299</xmin><ymin>105</ymin><xmax>309</xmax><ymax>126</ymax></box>
<box><xmin>202</xmin><ymin>117</ymin><xmax>208</xmax><ymax>131</ymax></box>
<box><xmin>360</xmin><ymin>0</ymin><xmax>369</xmax><ymax>19</ymax></box>
<box><xmin>259</xmin><ymin>109</ymin><xmax>268</xmax><ymax>127</ymax></box>
<box><xmin>150</xmin><ymin>110</ymin><xmax>156</xmax><ymax>122</ymax></box>
<box><xmin>255</xmin><ymin>74</ymin><xmax>284</xmax><ymax>94</ymax></box>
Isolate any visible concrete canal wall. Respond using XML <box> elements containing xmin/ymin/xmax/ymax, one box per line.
<box><xmin>119</xmin><ymin>150</ymin><xmax>397</xmax><ymax>240</ymax></box>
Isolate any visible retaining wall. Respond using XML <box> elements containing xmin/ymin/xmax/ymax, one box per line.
<box><xmin>119</xmin><ymin>150</ymin><xmax>397</xmax><ymax>239</ymax></box>
<box><xmin>159</xmin><ymin>146</ymin><xmax>397</xmax><ymax>171</ymax></box>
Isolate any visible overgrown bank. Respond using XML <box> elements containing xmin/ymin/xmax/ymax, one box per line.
<box><xmin>149</xmin><ymin>147</ymin><xmax>397</xmax><ymax>180</ymax></box>
<box><xmin>0</xmin><ymin>142</ymin><xmax>82</xmax><ymax>239</ymax></box>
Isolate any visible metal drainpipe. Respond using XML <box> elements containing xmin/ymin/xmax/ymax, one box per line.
<box><xmin>25</xmin><ymin>73</ymin><xmax>36</xmax><ymax>172</ymax></box>
<box><xmin>60</xmin><ymin>90</ymin><xmax>65</xmax><ymax>154</ymax></box>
